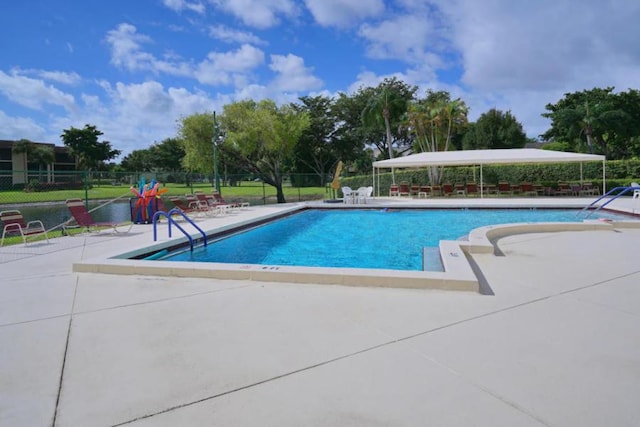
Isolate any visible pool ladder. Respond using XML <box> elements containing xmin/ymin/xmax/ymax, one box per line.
<box><xmin>152</xmin><ymin>208</ymin><xmax>207</xmax><ymax>251</ymax></box>
<box><xmin>578</xmin><ymin>186</ymin><xmax>638</xmax><ymax>218</ymax></box>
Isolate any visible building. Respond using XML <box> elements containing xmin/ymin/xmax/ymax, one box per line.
<box><xmin>0</xmin><ymin>139</ymin><xmax>77</xmax><ymax>190</ymax></box>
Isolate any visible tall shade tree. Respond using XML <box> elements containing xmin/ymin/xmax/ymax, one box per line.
<box><xmin>148</xmin><ymin>138</ymin><xmax>185</xmax><ymax>171</ymax></box>
<box><xmin>542</xmin><ymin>87</ymin><xmax>635</xmax><ymax>158</ymax></box>
<box><xmin>361</xmin><ymin>77</ymin><xmax>417</xmax><ymax>161</ymax></box>
<box><xmin>60</xmin><ymin>124</ymin><xmax>121</xmax><ymax>170</ymax></box>
<box><xmin>291</xmin><ymin>95</ymin><xmax>337</xmax><ymax>185</ymax></box>
<box><xmin>462</xmin><ymin>109</ymin><xmax>527</xmax><ymax>150</ymax></box>
<box><xmin>332</xmin><ymin>91</ymin><xmax>375</xmax><ymax>174</ymax></box>
<box><xmin>179</xmin><ymin>112</ymin><xmax>216</xmax><ymax>175</ymax></box>
<box><xmin>405</xmin><ymin>90</ymin><xmax>469</xmax><ymax>183</ymax></box>
<box><xmin>120</xmin><ymin>149</ymin><xmax>154</xmax><ymax>172</ymax></box>
<box><xmin>219</xmin><ymin>99</ymin><xmax>310</xmax><ymax>203</ymax></box>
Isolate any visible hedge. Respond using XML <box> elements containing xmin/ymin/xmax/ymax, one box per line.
<box><xmin>341</xmin><ymin>159</ymin><xmax>640</xmax><ymax>196</ymax></box>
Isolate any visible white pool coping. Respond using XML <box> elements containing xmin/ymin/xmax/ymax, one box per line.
<box><xmin>72</xmin><ymin>199</ymin><xmax>640</xmax><ymax>293</ymax></box>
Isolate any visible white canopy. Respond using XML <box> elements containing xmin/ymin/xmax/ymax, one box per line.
<box><xmin>373</xmin><ymin>148</ymin><xmax>604</xmax><ymax>168</ymax></box>
<box><xmin>372</xmin><ymin>148</ymin><xmax>606</xmax><ymax>197</ymax></box>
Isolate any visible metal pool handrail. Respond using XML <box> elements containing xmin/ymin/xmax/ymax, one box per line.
<box><xmin>152</xmin><ymin>208</ymin><xmax>207</xmax><ymax>251</ymax></box>
<box><xmin>578</xmin><ymin>186</ymin><xmax>636</xmax><ymax>218</ymax></box>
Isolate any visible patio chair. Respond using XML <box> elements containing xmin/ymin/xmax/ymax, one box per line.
<box><xmin>342</xmin><ymin>186</ymin><xmax>354</xmax><ymax>204</ymax></box>
<box><xmin>454</xmin><ymin>182</ymin><xmax>466</xmax><ymax>196</ymax></box>
<box><xmin>168</xmin><ymin>196</ymin><xmax>207</xmax><ymax>217</ymax></box>
<box><xmin>358</xmin><ymin>186</ymin><xmax>373</xmax><ymax>204</ymax></box>
<box><xmin>556</xmin><ymin>182</ymin><xmax>571</xmax><ymax>196</ymax></box>
<box><xmin>442</xmin><ymin>183</ymin><xmax>454</xmax><ymax>197</ymax></box>
<box><xmin>430</xmin><ymin>184</ymin><xmax>442</xmax><ymax>197</ymax></box>
<box><xmin>498</xmin><ymin>181</ymin><xmax>512</xmax><ymax>195</ymax></box>
<box><xmin>410</xmin><ymin>184</ymin><xmax>420</xmax><ymax>197</ymax></box>
<box><xmin>1</xmin><ymin>210</ymin><xmax>49</xmax><ymax>246</ymax></box>
<box><xmin>65</xmin><ymin>198</ymin><xmax>133</xmax><ymax>233</ymax></box>
<box><xmin>389</xmin><ymin>184</ymin><xmax>399</xmax><ymax>197</ymax></box>
<box><xmin>466</xmin><ymin>182</ymin><xmax>478</xmax><ymax>197</ymax></box>
<box><xmin>418</xmin><ymin>185</ymin><xmax>431</xmax><ymax>198</ymax></box>
<box><xmin>212</xmin><ymin>192</ymin><xmax>250</xmax><ymax>210</ymax></box>
<box><xmin>399</xmin><ymin>181</ymin><xmax>410</xmax><ymax>197</ymax></box>
<box><xmin>520</xmin><ymin>182</ymin><xmax>537</xmax><ymax>196</ymax></box>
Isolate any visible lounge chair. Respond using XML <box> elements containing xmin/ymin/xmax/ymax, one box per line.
<box><xmin>193</xmin><ymin>191</ymin><xmax>227</xmax><ymax>215</ymax></box>
<box><xmin>65</xmin><ymin>198</ymin><xmax>133</xmax><ymax>233</ymax></box>
<box><xmin>389</xmin><ymin>184</ymin><xmax>399</xmax><ymax>197</ymax></box>
<box><xmin>442</xmin><ymin>183</ymin><xmax>454</xmax><ymax>197</ymax></box>
<box><xmin>1</xmin><ymin>210</ymin><xmax>49</xmax><ymax>246</ymax></box>
<box><xmin>212</xmin><ymin>192</ymin><xmax>249</xmax><ymax>210</ymax></box>
<box><xmin>168</xmin><ymin>196</ymin><xmax>206</xmax><ymax>217</ymax></box>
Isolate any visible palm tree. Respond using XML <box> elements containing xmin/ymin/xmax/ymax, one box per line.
<box><xmin>361</xmin><ymin>78</ymin><xmax>415</xmax><ymax>182</ymax></box>
<box><xmin>30</xmin><ymin>146</ymin><xmax>55</xmax><ymax>182</ymax></box>
<box><xmin>11</xmin><ymin>139</ymin><xmax>35</xmax><ymax>185</ymax></box>
<box><xmin>405</xmin><ymin>92</ymin><xmax>469</xmax><ymax>183</ymax></box>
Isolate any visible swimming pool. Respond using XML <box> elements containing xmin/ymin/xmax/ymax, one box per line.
<box><xmin>147</xmin><ymin>208</ymin><xmax>629</xmax><ymax>271</ymax></box>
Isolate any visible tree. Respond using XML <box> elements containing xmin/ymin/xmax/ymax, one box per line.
<box><xmin>120</xmin><ymin>149</ymin><xmax>153</xmax><ymax>172</ymax></box>
<box><xmin>541</xmin><ymin>87</ymin><xmax>636</xmax><ymax>158</ymax></box>
<box><xmin>147</xmin><ymin>138</ymin><xmax>185</xmax><ymax>171</ymax></box>
<box><xmin>11</xmin><ymin>139</ymin><xmax>35</xmax><ymax>183</ymax></box>
<box><xmin>291</xmin><ymin>95</ymin><xmax>336</xmax><ymax>184</ymax></box>
<box><xmin>30</xmin><ymin>145</ymin><xmax>55</xmax><ymax>180</ymax></box>
<box><xmin>404</xmin><ymin>90</ymin><xmax>469</xmax><ymax>183</ymax></box>
<box><xmin>462</xmin><ymin>109</ymin><xmax>527</xmax><ymax>150</ymax></box>
<box><xmin>361</xmin><ymin>77</ymin><xmax>416</xmax><ymax>161</ymax></box>
<box><xmin>178</xmin><ymin>113</ymin><xmax>215</xmax><ymax>175</ymax></box>
<box><xmin>218</xmin><ymin>99</ymin><xmax>310</xmax><ymax>203</ymax></box>
<box><xmin>331</xmin><ymin>91</ymin><xmax>375</xmax><ymax>174</ymax></box>
<box><xmin>60</xmin><ymin>124</ymin><xmax>121</xmax><ymax>170</ymax></box>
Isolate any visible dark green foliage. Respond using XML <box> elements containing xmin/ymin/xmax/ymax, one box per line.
<box><xmin>60</xmin><ymin>124</ymin><xmax>121</xmax><ymax>170</ymax></box>
<box><xmin>463</xmin><ymin>109</ymin><xmax>527</xmax><ymax>150</ymax></box>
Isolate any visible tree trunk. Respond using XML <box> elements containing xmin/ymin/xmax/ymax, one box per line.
<box><xmin>275</xmin><ymin>183</ymin><xmax>286</xmax><ymax>203</ymax></box>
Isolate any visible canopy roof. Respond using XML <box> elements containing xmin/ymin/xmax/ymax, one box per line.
<box><xmin>372</xmin><ymin>149</ymin><xmax>605</xmax><ymax>169</ymax></box>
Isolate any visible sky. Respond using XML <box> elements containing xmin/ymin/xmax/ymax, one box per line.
<box><xmin>1</xmin><ymin>0</ymin><xmax>640</xmax><ymax>160</ymax></box>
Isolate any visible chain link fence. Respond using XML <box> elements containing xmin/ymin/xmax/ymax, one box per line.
<box><xmin>0</xmin><ymin>170</ymin><xmax>335</xmax><ymax>231</ymax></box>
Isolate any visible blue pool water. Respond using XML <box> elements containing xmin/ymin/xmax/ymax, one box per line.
<box><xmin>152</xmin><ymin>208</ymin><xmax>629</xmax><ymax>271</ymax></box>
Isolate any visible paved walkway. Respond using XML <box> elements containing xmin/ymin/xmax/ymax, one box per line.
<box><xmin>1</xmin><ymin>198</ymin><xmax>639</xmax><ymax>426</ymax></box>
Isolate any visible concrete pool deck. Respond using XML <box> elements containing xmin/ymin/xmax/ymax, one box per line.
<box><xmin>1</xmin><ymin>197</ymin><xmax>639</xmax><ymax>426</ymax></box>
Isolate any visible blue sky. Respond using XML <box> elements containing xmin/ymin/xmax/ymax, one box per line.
<box><xmin>1</xmin><ymin>0</ymin><xmax>639</xmax><ymax>159</ymax></box>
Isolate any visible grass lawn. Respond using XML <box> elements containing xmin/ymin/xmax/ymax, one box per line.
<box><xmin>0</xmin><ymin>181</ymin><xmax>331</xmax><ymax>205</ymax></box>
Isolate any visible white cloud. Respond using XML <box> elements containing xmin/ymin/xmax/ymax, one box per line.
<box><xmin>208</xmin><ymin>24</ymin><xmax>266</xmax><ymax>46</ymax></box>
<box><xmin>304</xmin><ymin>0</ymin><xmax>385</xmax><ymax>27</ymax></box>
<box><xmin>75</xmin><ymin>80</ymin><xmax>218</xmax><ymax>156</ymax></box>
<box><xmin>10</xmin><ymin>68</ymin><xmax>81</xmax><ymax>85</ymax></box>
<box><xmin>269</xmin><ymin>54</ymin><xmax>323</xmax><ymax>92</ymax></box>
<box><xmin>358</xmin><ymin>13</ymin><xmax>443</xmax><ymax>66</ymax></box>
<box><xmin>0</xmin><ymin>110</ymin><xmax>47</xmax><ymax>141</ymax></box>
<box><xmin>195</xmin><ymin>44</ymin><xmax>265</xmax><ymax>86</ymax></box>
<box><xmin>105</xmin><ymin>23</ymin><xmax>192</xmax><ymax>77</ymax></box>
<box><xmin>162</xmin><ymin>0</ymin><xmax>205</xmax><ymax>14</ymax></box>
<box><xmin>211</xmin><ymin>0</ymin><xmax>299</xmax><ymax>29</ymax></box>
<box><xmin>0</xmin><ymin>70</ymin><xmax>76</xmax><ymax>112</ymax></box>
<box><xmin>436</xmin><ymin>0</ymin><xmax>640</xmax><ymax>92</ymax></box>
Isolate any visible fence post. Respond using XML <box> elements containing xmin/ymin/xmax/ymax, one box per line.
<box><xmin>83</xmin><ymin>171</ymin><xmax>89</xmax><ymax>208</ymax></box>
